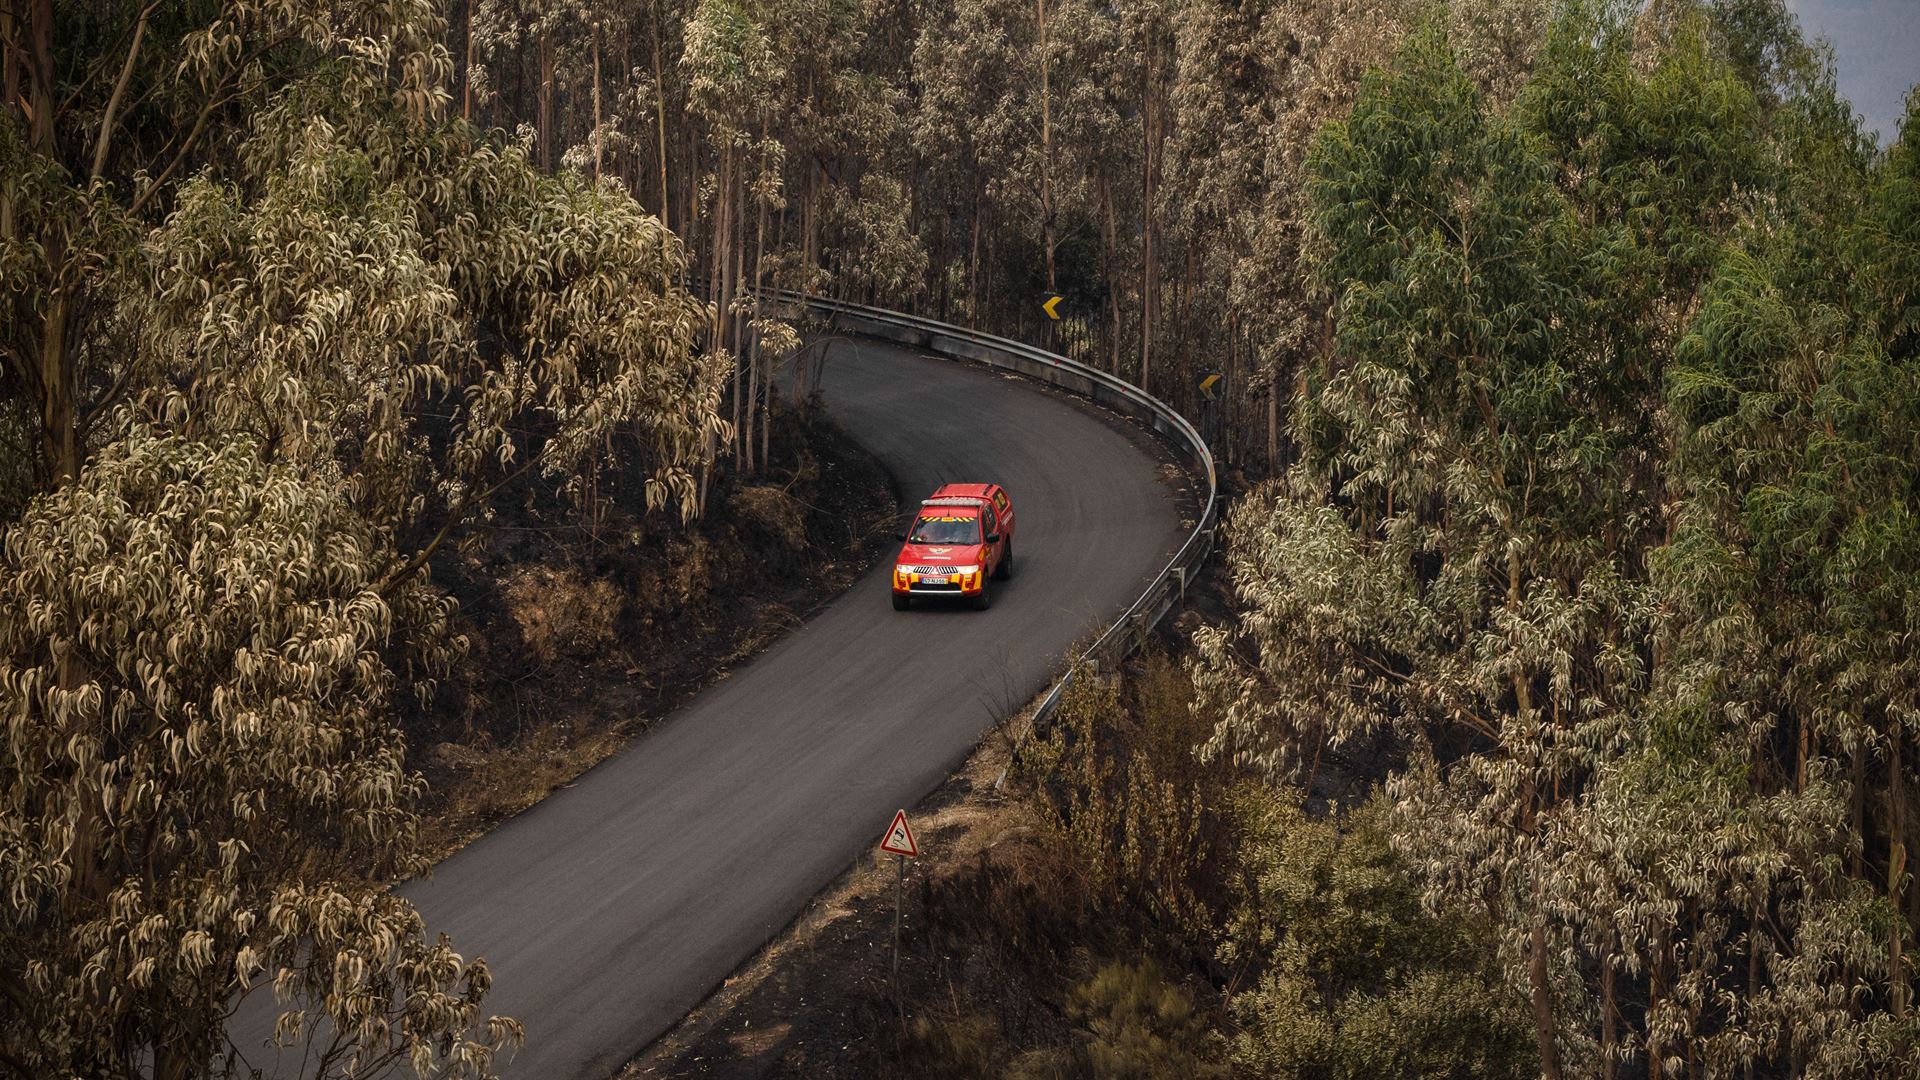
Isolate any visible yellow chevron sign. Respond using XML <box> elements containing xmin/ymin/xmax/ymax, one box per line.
<box><xmin>1043</xmin><ymin>295</ymin><xmax>1062</xmax><ymax>320</ymax></box>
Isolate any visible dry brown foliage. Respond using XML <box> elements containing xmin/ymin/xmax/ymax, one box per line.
<box><xmin>731</xmin><ymin>483</ymin><xmax>810</xmax><ymax>550</ymax></box>
<box><xmin>501</xmin><ymin>565</ymin><xmax>623</xmax><ymax>666</ymax></box>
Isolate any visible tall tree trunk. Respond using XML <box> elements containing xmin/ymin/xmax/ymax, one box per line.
<box><xmin>716</xmin><ymin>146</ymin><xmax>739</xmax><ymax>458</ymax></box>
<box><xmin>685</xmin><ymin>118</ymin><xmax>698</xmax><ymax>252</ymax></box>
<box><xmin>732</xmin><ymin>162</ymin><xmax>748</xmax><ymax>459</ymax></box>
<box><xmin>1892</xmin><ymin>730</ymin><xmax>1909</xmax><ymax>1017</ymax></box>
<box><xmin>39</xmin><ymin>278</ymin><xmax>75</xmax><ymax>484</ymax></box>
<box><xmin>1102</xmin><ymin>177</ymin><xmax>1120</xmax><ymax>373</ymax></box>
<box><xmin>1</xmin><ymin>8</ymin><xmax>16</xmax><ymax>256</ymax></box>
<box><xmin>753</xmin><ymin>116</ymin><xmax>772</xmax><ymax>472</ymax></box>
<box><xmin>806</xmin><ymin>143</ymin><xmax>821</xmax><ymax>291</ymax></box>
<box><xmin>462</xmin><ymin>2</ymin><xmax>474</xmax><ymax>120</ymax></box>
<box><xmin>1602</xmin><ymin>935</ymin><xmax>1618</xmax><ymax>1080</ymax></box>
<box><xmin>1140</xmin><ymin>32</ymin><xmax>1156</xmax><ymax>393</ymax></box>
<box><xmin>1266</xmin><ymin>364</ymin><xmax>1278</xmax><ymax>474</ymax></box>
<box><xmin>970</xmin><ymin>186</ymin><xmax>984</xmax><ymax>311</ymax></box>
<box><xmin>537</xmin><ymin>30</ymin><xmax>554</xmax><ymax>172</ymax></box>
<box><xmin>27</xmin><ymin>0</ymin><xmax>52</xmax><ymax>154</ymax></box>
<box><xmin>744</xmin><ymin>124</ymin><xmax>769</xmax><ymax>474</ymax></box>
<box><xmin>3</xmin><ymin>7</ymin><xmax>20</xmax><ymax>132</ymax></box>
<box><xmin>591</xmin><ymin>27</ymin><xmax>603</xmax><ymax>181</ymax></box>
<box><xmin>25</xmin><ymin>0</ymin><xmax>77</xmax><ymax>485</ymax></box>
<box><xmin>1650</xmin><ymin>925</ymin><xmax>1670</xmax><ymax>1080</ymax></box>
<box><xmin>1745</xmin><ymin>903</ymin><xmax>1761</xmax><ymax>1080</ymax></box>
<box><xmin>1528</xmin><ymin>873</ymin><xmax>1563</xmax><ymax>1080</ymax></box>
<box><xmin>654</xmin><ymin>0</ymin><xmax>672</xmax><ymax>233</ymax></box>
<box><xmin>1036</xmin><ymin>0</ymin><xmax>1055</xmax><ymax>296</ymax></box>
<box><xmin>1854</xmin><ymin>745</ymin><xmax>1869</xmax><ymax>877</ymax></box>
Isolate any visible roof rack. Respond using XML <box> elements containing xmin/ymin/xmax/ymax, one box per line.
<box><xmin>921</xmin><ymin>496</ymin><xmax>987</xmax><ymax>508</ymax></box>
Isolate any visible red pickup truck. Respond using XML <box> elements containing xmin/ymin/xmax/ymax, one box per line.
<box><xmin>890</xmin><ymin>483</ymin><xmax>1015</xmax><ymax>610</ymax></box>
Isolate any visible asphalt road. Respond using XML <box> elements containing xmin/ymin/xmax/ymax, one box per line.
<box><xmin>250</xmin><ymin>337</ymin><xmax>1189</xmax><ymax>1078</ymax></box>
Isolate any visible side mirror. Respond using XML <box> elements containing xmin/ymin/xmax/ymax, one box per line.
<box><xmin>895</xmin><ymin>531</ymin><xmax>907</xmax><ymax>542</ymax></box>
<box><xmin>985</xmin><ymin>533</ymin><xmax>1001</xmax><ymax>544</ymax></box>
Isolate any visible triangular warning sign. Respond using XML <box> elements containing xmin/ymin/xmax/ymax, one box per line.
<box><xmin>879</xmin><ymin>809</ymin><xmax>918</xmax><ymax>857</ymax></box>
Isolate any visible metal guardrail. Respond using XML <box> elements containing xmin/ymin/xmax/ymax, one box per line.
<box><xmin>765</xmin><ymin>289</ymin><xmax>1219</xmax><ymax>734</ymax></box>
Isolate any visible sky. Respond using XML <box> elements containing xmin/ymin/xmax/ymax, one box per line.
<box><xmin>1786</xmin><ymin>0</ymin><xmax>1920</xmax><ymax>144</ymax></box>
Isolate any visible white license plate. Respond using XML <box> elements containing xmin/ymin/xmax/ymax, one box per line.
<box><xmin>920</xmin><ymin>575</ymin><xmax>949</xmax><ymax>585</ymax></box>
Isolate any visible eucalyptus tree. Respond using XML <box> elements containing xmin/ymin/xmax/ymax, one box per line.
<box><xmin>135</xmin><ymin>60</ymin><xmax>724</xmax><ymax>586</ymax></box>
<box><xmin>909</xmin><ymin>0</ymin><xmax>1053</xmax><ymax>326</ymax></box>
<box><xmin>0</xmin><ymin>0</ymin><xmax>453</xmax><ymax>496</ymax></box>
<box><xmin>1161</xmin><ymin>0</ymin><xmax>1412</xmax><ymax>471</ymax></box>
<box><xmin>762</xmin><ymin>0</ymin><xmax>917</xmax><ymax>306</ymax></box>
<box><xmin>1651</xmin><ymin>83</ymin><xmax>1920</xmax><ymax>1075</ymax></box>
<box><xmin>1194</xmin><ymin>3</ymin><xmax>1920</xmax><ymax>1075</ymax></box>
<box><xmin>0</xmin><ymin>431</ymin><xmax>518</xmax><ymax>1079</ymax></box>
<box><xmin>1156</xmin><ymin>0</ymin><xmax>1548</xmax><ymax>473</ymax></box>
<box><xmin>680</xmin><ymin>0</ymin><xmax>789</xmax><ymax>475</ymax></box>
<box><xmin>4</xmin><ymin>3</ymin><xmax>726</xmax><ymax>1072</ymax></box>
<box><xmin>908</xmin><ymin>0</ymin><xmax>1128</xmax><ymax>347</ymax></box>
<box><xmin>1190</xmin><ymin>7</ymin><xmax>1809</xmax><ymax>1072</ymax></box>
<box><xmin>1193</xmin><ymin>35</ymin><xmax>1611</xmax><ymax>1074</ymax></box>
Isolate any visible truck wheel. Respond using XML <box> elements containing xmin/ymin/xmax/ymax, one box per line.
<box><xmin>892</xmin><ymin>593</ymin><xmax>910</xmax><ymax>611</ymax></box>
<box><xmin>995</xmin><ymin>539</ymin><xmax>1013</xmax><ymax>580</ymax></box>
<box><xmin>973</xmin><ymin>582</ymin><xmax>992</xmax><ymax>610</ymax></box>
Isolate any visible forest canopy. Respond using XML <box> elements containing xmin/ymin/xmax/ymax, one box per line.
<box><xmin>5</xmin><ymin>0</ymin><xmax>1918</xmax><ymax>1076</ymax></box>
<box><xmin>2</xmin><ymin>1</ymin><xmax>719</xmax><ymax>1075</ymax></box>
<box><xmin>1193</xmin><ymin>6</ymin><xmax>1920</xmax><ymax>1077</ymax></box>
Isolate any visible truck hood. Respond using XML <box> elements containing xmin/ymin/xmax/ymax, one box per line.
<box><xmin>896</xmin><ymin>543</ymin><xmax>985</xmax><ymax>567</ymax></box>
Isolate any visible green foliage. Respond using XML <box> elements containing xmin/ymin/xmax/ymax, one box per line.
<box><xmin>1201</xmin><ymin>4</ymin><xmax>1920</xmax><ymax>1077</ymax></box>
<box><xmin>1223</xmin><ymin>799</ymin><xmax>1535</xmax><ymax>1080</ymax></box>
<box><xmin>1018</xmin><ymin>653</ymin><xmax>1236</xmax><ymax>940</ymax></box>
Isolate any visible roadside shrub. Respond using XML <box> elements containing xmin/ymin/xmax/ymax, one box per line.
<box><xmin>919</xmin><ymin>820</ymin><xmax>1105</xmax><ymax>1055</ymax></box>
<box><xmin>901</xmin><ymin>1012</ymin><xmax>1004</xmax><ymax>1079</ymax></box>
<box><xmin>1221</xmin><ymin>796</ymin><xmax>1536</xmax><ymax>1080</ymax></box>
<box><xmin>1017</xmin><ymin>651</ymin><xmax>1239</xmax><ymax>941</ymax></box>
<box><xmin>731</xmin><ymin>483</ymin><xmax>810</xmax><ymax>550</ymax></box>
<box><xmin>501</xmin><ymin>564</ymin><xmax>622</xmax><ymax>665</ymax></box>
<box><xmin>1007</xmin><ymin>961</ymin><xmax>1228</xmax><ymax>1080</ymax></box>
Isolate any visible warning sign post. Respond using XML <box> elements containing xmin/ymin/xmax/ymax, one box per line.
<box><xmin>880</xmin><ymin>809</ymin><xmax>918</xmax><ymax>1017</ymax></box>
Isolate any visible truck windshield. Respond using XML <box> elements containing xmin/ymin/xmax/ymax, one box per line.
<box><xmin>909</xmin><ymin>515</ymin><xmax>980</xmax><ymax>544</ymax></box>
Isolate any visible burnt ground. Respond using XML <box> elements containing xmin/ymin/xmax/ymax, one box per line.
<box><xmin>616</xmin><ymin>694</ymin><xmax>1038</xmax><ymax>1080</ymax></box>
<box><xmin>408</xmin><ymin>400</ymin><xmax>901</xmax><ymax>862</ymax></box>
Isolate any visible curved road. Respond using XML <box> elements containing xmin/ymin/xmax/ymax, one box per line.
<box><xmin>257</xmin><ymin>337</ymin><xmax>1188</xmax><ymax>1077</ymax></box>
